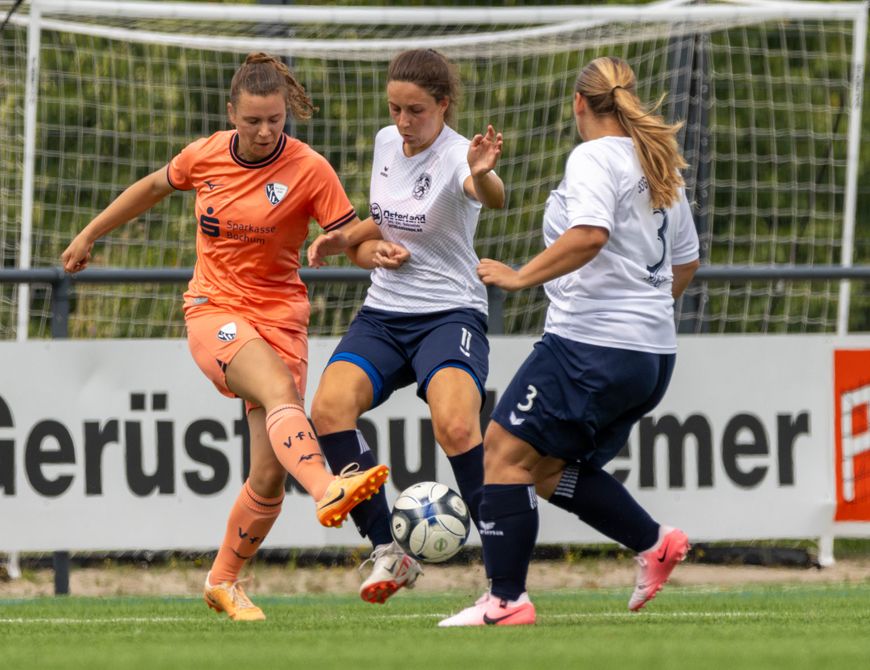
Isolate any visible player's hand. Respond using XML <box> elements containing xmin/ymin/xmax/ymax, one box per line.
<box><xmin>477</xmin><ymin>258</ymin><xmax>522</xmax><ymax>291</ymax></box>
<box><xmin>372</xmin><ymin>241</ymin><xmax>410</xmax><ymax>269</ymax></box>
<box><xmin>468</xmin><ymin>125</ymin><xmax>503</xmax><ymax>177</ymax></box>
<box><xmin>61</xmin><ymin>234</ymin><xmax>95</xmax><ymax>273</ymax></box>
<box><xmin>307</xmin><ymin>230</ymin><xmax>349</xmax><ymax>268</ymax></box>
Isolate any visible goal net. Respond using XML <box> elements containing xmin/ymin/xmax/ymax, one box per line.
<box><xmin>1</xmin><ymin>0</ymin><xmax>866</xmax><ymax>339</ymax></box>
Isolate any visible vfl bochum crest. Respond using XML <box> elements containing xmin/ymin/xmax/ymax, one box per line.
<box><xmin>265</xmin><ymin>182</ymin><xmax>289</xmax><ymax>206</ymax></box>
<box><xmin>412</xmin><ymin>172</ymin><xmax>432</xmax><ymax>200</ymax></box>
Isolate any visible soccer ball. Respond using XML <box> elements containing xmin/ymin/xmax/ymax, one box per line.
<box><xmin>390</xmin><ymin>481</ymin><xmax>471</xmax><ymax>563</ymax></box>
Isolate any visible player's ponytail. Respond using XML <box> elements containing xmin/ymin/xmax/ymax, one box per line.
<box><xmin>230</xmin><ymin>52</ymin><xmax>316</xmax><ymax>120</ymax></box>
<box><xmin>387</xmin><ymin>49</ymin><xmax>461</xmax><ymax>124</ymax></box>
<box><xmin>575</xmin><ymin>56</ymin><xmax>687</xmax><ymax>210</ymax></box>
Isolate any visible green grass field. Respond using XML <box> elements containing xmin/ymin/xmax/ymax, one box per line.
<box><xmin>2</xmin><ymin>583</ymin><xmax>869</xmax><ymax>670</ymax></box>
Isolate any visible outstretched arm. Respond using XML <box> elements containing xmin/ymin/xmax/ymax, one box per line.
<box><xmin>463</xmin><ymin>124</ymin><xmax>505</xmax><ymax>209</ymax></box>
<box><xmin>477</xmin><ymin>225</ymin><xmax>609</xmax><ymax>291</ymax></box>
<box><xmin>61</xmin><ymin>167</ymin><xmax>174</xmax><ymax>273</ymax></box>
<box><xmin>307</xmin><ymin>217</ymin><xmax>380</xmax><ymax>268</ymax></box>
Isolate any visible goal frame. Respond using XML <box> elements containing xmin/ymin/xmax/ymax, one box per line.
<box><xmin>10</xmin><ymin>0</ymin><xmax>869</xmax><ymax>338</ymax></box>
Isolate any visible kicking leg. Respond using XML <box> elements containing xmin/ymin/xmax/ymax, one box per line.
<box><xmin>311</xmin><ymin>361</ymin><xmax>417</xmax><ymax>603</ymax></box>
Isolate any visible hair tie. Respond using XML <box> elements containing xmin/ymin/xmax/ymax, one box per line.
<box><xmin>611</xmin><ymin>85</ymin><xmax>624</xmax><ymax>94</ymax></box>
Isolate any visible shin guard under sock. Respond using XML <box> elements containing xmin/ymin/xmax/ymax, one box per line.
<box><xmin>479</xmin><ymin>483</ymin><xmax>539</xmax><ymax>601</ymax></box>
<box><xmin>447</xmin><ymin>443</ymin><xmax>484</xmax><ymax>529</ymax></box>
<box><xmin>210</xmin><ymin>480</ymin><xmax>283</xmax><ymax>584</ymax></box>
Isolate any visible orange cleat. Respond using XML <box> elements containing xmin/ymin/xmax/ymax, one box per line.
<box><xmin>316</xmin><ymin>463</ymin><xmax>389</xmax><ymax>528</ymax></box>
<box><xmin>203</xmin><ymin>573</ymin><xmax>266</xmax><ymax>621</ymax></box>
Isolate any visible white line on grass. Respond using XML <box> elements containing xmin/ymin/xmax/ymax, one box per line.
<box><xmin>377</xmin><ymin>611</ymin><xmax>779</xmax><ymax>620</ymax></box>
<box><xmin>0</xmin><ymin>611</ymin><xmax>782</xmax><ymax>625</ymax></box>
<box><xmin>0</xmin><ymin>617</ymin><xmax>200</xmax><ymax>624</ymax></box>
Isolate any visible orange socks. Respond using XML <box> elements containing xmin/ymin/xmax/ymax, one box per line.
<box><xmin>209</xmin><ymin>480</ymin><xmax>283</xmax><ymax>585</ymax></box>
<box><xmin>266</xmin><ymin>404</ymin><xmax>333</xmax><ymax>500</ymax></box>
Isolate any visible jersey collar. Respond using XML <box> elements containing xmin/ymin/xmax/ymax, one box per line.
<box><xmin>229</xmin><ymin>132</ymin><xmax>287</xmax><ymax>169</ymax></box>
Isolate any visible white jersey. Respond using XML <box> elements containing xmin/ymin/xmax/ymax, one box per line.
<box><xmin>543</xmin><ymin>136</ymin><xmax>699</xmax><ymax>354</ymax></box>
<box><xmin>363</xmin><ymin>125</ymin><xmax>488</xmax><ymax>315</ymax></box>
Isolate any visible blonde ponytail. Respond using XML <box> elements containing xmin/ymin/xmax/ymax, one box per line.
<box><xmin>575</xmin><ymin>57</ymin><xmax>687</xmax><ymax>209</ymax></box>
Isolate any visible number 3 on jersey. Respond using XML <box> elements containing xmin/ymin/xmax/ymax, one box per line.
<box><xmin>517</xmin><ymin>384</ymin><xmax>538</xmax><ymax>412</ymax></box>
<box><xmin>646</xmin><ymin>208</ymin><xmax>669</xmax><ymax>275</ymax></box>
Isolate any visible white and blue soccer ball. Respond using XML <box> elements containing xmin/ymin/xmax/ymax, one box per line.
<box><xmin>390</xmin><ymin>481</ymin><xmax>471</xmax><ymax>563</ymax></box>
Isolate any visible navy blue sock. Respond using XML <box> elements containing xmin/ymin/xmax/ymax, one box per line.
<box><xmin>317</xmin><ymin>430</ymin><xmax>392</xmax><ymax>547</ymax></box>
<box><xmin>480</xmin><ymin>484</ymin><xmax>539</xmax><ymax>601</ymax></box>
<box><xmin>548</xmin><ymin>461</ymin><xmax>659</xmax><ymax>552</ymax></box>
<box><xmin>447</xmin><ymin>444</ymin><xmax>484</xmax><ymax>528</ymax></box>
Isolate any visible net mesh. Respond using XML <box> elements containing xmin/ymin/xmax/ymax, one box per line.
<box><xmin>0</xmin><ymin>0</ymin><xmax>867</xmax><ymax>339</ymax></box>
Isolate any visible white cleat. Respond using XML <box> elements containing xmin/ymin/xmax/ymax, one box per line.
<box><xmin>359</xmin><ymin>541</ymin><xmax>423</xmax><ymax>604</ymax></box>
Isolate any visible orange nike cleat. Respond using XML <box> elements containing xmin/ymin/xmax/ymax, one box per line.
<box><xmin>316</xmin><ymin>463</ymin><xmax>389</xmax><ymax>528</ymax></box>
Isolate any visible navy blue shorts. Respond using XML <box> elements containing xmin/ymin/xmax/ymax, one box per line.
<box><xmin>328</xmin><ymin>307</ymin><xmax>489</xmax><ymax>409</ymax></box>
<box><xmin>491</xmin><ymin>333</ymin><xmax>675</xmax><ymax>467</ymax></box>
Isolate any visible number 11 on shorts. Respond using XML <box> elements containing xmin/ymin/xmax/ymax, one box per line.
<box><xmin>459</xmin><ymin>327</ymin><xmax>472</xmax><ymax>357</ymax></box>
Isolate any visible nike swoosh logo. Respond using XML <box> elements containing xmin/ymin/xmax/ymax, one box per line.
<box><xmin>318</xmin><ymin>489</ymin><xmax>345</xmax><ymax>509</ymax></box>
<box><xmin>657</xmin><ymin>546</ymin><xmax>669</xmax><ymax>563</ymax></box>
<box><xmin>483</xmin><ymin>609</ymin><xmax>524</xmax><ymax>625</ymax></box>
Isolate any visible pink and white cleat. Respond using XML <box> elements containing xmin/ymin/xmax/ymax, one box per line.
<box><xmin>438</xmin><ymin>591</ymin><xmax>536</xmax><ymax>627</ymax></box>
<box><xmin>628</xmin><ymin>525</ymin><xmax>690</xmax><ymax>612</ymax></box>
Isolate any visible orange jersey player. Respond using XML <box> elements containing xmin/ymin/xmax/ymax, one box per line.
<box><xmin>168</xmin><ymin>129</ymin><xmax>357</xmax><ymax>334</ymax></box>
<box><xmin>61</xmin><ymin>52</ymin><xmax>389</xmax><ymax>622</ymax></box>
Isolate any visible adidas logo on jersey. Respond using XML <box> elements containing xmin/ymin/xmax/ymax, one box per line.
<box><xmin>217</xmin><ymin>322</ymin><xmax>237</xmax><ymax>342</ymax></box>
<box><xmin>265</xmin><ymin>182</ymin><xmax>288</xmax><ymax>206</ymax></box>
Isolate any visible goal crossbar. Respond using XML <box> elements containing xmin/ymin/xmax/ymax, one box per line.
<box><xmin>28</xmin><ymin>0</ymin><xmax>870</xmax><ymax>24</ymax></box>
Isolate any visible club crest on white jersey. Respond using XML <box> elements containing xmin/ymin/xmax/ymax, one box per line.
<box><xmin>370</xmin><ymin>202</ymin><xmax>382</xmax><ymax>225</ymax></box>
<box><xmin>265</xmin><ymin>182</ymin><xmax>288</xmax><ymax>206</ymax></box>
<box><xmin>412</xmin><ymin>172</ymin><xmax>432</xmax><ymax>200</ymax></box>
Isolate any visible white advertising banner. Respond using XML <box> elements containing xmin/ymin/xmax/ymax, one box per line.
<box><xmin>0</xmin><ymin>335</ymin><xmax>867</xmax><ymax>552</ymax></box>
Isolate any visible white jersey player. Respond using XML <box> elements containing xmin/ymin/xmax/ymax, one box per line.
<box><xmin>542</xmin><ymin>135</ymin><xmax>699</xmax><ymax>353</ymax></box>
<box><xmin>306</xmin><ymin>49</ymin><xmax>505</xmax><ymax>605</ymax></box>
<box><xmin>441</xmin><ymin>55</ymin><xmax>700</xmax><ymax>628</ymax></box>
<box><xmin>364</xmin><ymin>123</ymin><xmax>488</xmax><ymax>315</ymax></box>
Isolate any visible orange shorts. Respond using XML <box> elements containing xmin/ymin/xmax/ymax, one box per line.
<box><xmin>185</xmin><ymin>302</ymin><xmax>308</xmax><ymax>410</ymax></box>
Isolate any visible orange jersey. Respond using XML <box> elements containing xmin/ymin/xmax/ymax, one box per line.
<box><xmin>167</xmin><ymin>130</ymin><xmax>357</xmax><ymax>330</ymax></box>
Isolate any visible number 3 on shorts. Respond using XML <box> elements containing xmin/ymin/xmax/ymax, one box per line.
<box><xmin>517</xmin><ymin>384</ymin><xmax>538</xmax><ymax>412</ymax></box>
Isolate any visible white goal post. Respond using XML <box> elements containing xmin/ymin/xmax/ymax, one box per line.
<box><xmin>2</xmin><ymin>0</ymin><xmax>868</xmax><ymax>339</ymax></box>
